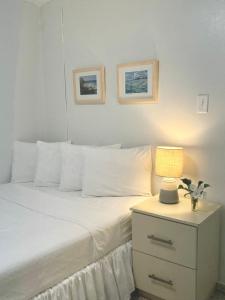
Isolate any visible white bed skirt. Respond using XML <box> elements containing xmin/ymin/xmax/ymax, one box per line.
<box><xmin>33</xmin><ymin>242</ymin><xmax>134</xmax><ymax>300</ymax></box>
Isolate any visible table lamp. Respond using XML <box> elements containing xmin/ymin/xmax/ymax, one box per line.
<box><xmin>155</xmin><ymin>146</ymin><xmax>184</xmax><ymax>204</ymax></box>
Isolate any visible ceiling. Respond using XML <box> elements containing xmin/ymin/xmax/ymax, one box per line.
<box><xmin>25</xmin><ymin>0</ymin><xmax>51</xmax><ymax>7</ymax></box>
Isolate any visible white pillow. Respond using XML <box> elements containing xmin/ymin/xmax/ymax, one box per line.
<box><xmin>34</xmin><ymin>141</ymin><xmax>70</xmax><ymax>187</ymax></box>
<box><xmin>11</xmin><ymin>141</ymin><xmax>37</xmax><ymax>183</ymax></box>
<box><xmin>82</xmin><ymin>146</ymin><xmax>152</xmax><ymax>197</ymax></box>
<box><xmin>59</xmin><ymin>144</ymin><xmax>121</xmax><ymax>191</ymax></box>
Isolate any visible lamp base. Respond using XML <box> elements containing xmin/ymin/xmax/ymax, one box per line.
<box><xmin>159</xmin><ymin>189</ymin><xmax>179</xmax><ymax>204</ymax></box>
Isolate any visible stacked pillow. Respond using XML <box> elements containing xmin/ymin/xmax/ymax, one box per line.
<box><xmin>11</xmin><ymin>141</ymin><xmax>37</xmax><ymax>183</ymax></box>
<box><xmin>11</xmin><ymin>141</ymin><xmax>152</xmax><ymax>196</ymax></box>
<box><xmin>82</xmin><ymin>146</ymin><xmax>152</xmax><ymax>196</ymax></box>
<box><xmin>59</xmin><ymin>143</ymin><xmax>121</xmax><ymax>191</ymax></box>
<box><xmin>34</xmin><ymin>141</ymin><xmax>70</xmax><ymax>186</ymax></box>
<box><xmin>11</xmin><ymin>141</ymin><xmax>70</xmax><ymax>185</ymax></box>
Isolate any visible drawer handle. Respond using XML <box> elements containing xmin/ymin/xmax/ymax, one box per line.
<box><xmin>147</xmin><ymin>234</ymin><xmax>173</xmax><ymax>246</ymax></box>
<box><xmin>148</xmin><ymin>274</ymin><xmax>173</xmax><ymax>286</ymax></box>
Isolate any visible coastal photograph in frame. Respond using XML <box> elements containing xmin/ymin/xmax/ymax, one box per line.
<box><xmin>73</xmin><ymin>66</ymin><xmax>105</xmax><ymax>104</ymax></box>
<box><xmin>117</xmin><ymin>60</ymin><xmax>159</xmax><ymax>104</ymax></box>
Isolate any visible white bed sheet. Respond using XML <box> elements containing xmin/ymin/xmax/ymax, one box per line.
<box><xmin>0</xmin><ymin>183</ymin><xmax>147</xmax><ymax>300</ymax></box>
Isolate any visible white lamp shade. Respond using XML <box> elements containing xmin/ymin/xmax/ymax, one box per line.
<box><xmin>155</xmin><ymin>146</ymin><xmax>183</xmax><ymax>178</ymax></box>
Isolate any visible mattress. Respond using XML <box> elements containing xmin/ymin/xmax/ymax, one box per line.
<box><xmin>0</xmin><ymin>183</ymin><xmax>147</xmax><ymax>300</ymax></box>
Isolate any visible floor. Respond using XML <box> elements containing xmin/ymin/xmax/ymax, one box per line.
<box><xmin>212</xmin><ymin>291</ymin><xmax>225</xmax><ymax>300</ymax></box>
<box><xmin>131</xmin><ymin>290</ymin><xmax>225</xmax><ymax>300</ymax></box>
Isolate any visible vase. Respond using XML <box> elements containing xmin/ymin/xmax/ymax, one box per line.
<box><xmin>191</xmin><ymin>196</ymin><xmax>198</xmax><ymax>211</ymax></box>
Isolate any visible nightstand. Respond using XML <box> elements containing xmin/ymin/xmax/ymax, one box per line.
<box><xmin>131</xmin><ymin>197</ymin><xmax>221</xmax><ymax>300</ymax></box>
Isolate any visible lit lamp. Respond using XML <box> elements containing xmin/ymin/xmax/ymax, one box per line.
<box><xmin>155</xmin><ymin>146</ymin><xmax>184</xmax><ymax>204</ymax></box>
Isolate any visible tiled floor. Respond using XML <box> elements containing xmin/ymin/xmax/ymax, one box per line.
<box><xmin>131</xmin><ymin>290</ymin><xmax>225</xmax><ymax>300</ymax></box>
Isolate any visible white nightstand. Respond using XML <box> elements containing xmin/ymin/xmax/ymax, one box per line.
<box><xmin>131</xmin><ymin>197</ymin><xmax>221</xmax><ymax>300</ymax></box>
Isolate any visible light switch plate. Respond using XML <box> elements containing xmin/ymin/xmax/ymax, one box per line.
<box><xmin>197</xmin><ymin>94</ymin><xmax>209</xmax><ymax>113</ymax></box>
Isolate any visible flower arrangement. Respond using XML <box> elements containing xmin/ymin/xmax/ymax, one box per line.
<box><xmin>178</xmin><ymin>178</ymin><xmax>210</xmax><ymax>211</ymax></box>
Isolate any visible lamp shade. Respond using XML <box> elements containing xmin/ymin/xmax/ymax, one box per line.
<box><xmin>155</xmin><ymin>146</ymin><xmax>183</xmax><ymax>178</ymax></box>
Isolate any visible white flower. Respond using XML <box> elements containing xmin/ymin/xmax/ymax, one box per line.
<box><xmin>179</xmin><ymin>178</ymin><xmax>210</xmax><ymax>200</ymax></box>
<box><xmin>189</xmin><ymin>184</ymin><xmax>196</xmax><ymax>192</ymax></box>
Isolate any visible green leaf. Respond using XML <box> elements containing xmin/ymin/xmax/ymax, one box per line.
<box><xmin>181</xmin><ymin>178</ymin><xmax>192</xmax><ymax>187</ymax></box>
<box><xmin>198</xmin><ymin>180</ymin><xmax>203</xmax><ymax>187</ymax></box>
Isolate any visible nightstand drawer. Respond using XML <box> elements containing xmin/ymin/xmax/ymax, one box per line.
<box><xmin>133</xmin><ymin>250</ymin><xmax>196</xmax><ymax>300</ymax></box>
<box><xmin>132</xmin><ymin>212</ymin><xmax>197</xmax><ymax>268</ymax></box>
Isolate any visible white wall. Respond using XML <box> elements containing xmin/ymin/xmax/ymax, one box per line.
<box><xmin>0</xmin><ymin>0</ymin><xmax>43</xmax><ymax>182</ymax></box>
<box><xmin>0</xmin><ymin>0</ymin><xmax>44</xmax><ymax>181</ymax></box>
<box><xmin>41</xmin><ymin>0</ymin><xmax>67</xmax><ymax>141</ymax></box>
<box><xmin>14</xmin><ymin>1</ymin><xmax>44</xmax><ymax>141</ymax></box>
<box><xmin>40</xmin><ymin>0</ymin><xmax>225</xmax><ymax>282</ymax></box>
<box><xmin>0</xmin><ymin>0</ymin><xmax>22</xmax><ymax>182</ymax></box>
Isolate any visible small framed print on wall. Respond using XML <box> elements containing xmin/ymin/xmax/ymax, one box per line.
<box><xmin>117</xmin><ymin>60</ymin><xmax>159</xmax><ymax>104</ymax></box>
<box><xmin>73</xmin><ymin>66</ymin><xmax>105</xmax><ymax>104</ymax></box>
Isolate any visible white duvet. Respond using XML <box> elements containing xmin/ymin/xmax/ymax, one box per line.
<box><xmin>0</xmin><ymin>183</ymin><xmax>146</xmax><ymax>300</ymax></box>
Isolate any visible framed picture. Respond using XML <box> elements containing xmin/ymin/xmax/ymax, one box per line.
<box><xmin>117</xmin><ymin>60</ymin><xmax>159</xmax><ymax>104</ymax></box>
<box><xmin>73</xmin><ymin>66</ymin><xmax>105</xmax><ymax>104</ymax></box>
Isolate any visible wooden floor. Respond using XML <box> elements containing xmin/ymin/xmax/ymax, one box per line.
<box><xmin>131</xmin><ymin>290</ymin><xmax>225</xmax><ymax>300</ymax></box>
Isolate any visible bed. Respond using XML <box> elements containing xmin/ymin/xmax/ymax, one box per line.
<box><xmin>0</xmin><ymin>182</ymin><xmax>147</xmax><ymax>300</ymax></box>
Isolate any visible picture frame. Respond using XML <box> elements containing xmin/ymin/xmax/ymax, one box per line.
<box><xmin>117</xmin><ymin>60</ymin><xmax>159</xmax><ymax>104</ymax></box>
<box><xmin>73</xmin><ymin>66</ymin><xmax>105</xmax><ymax>105</ymax></box>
